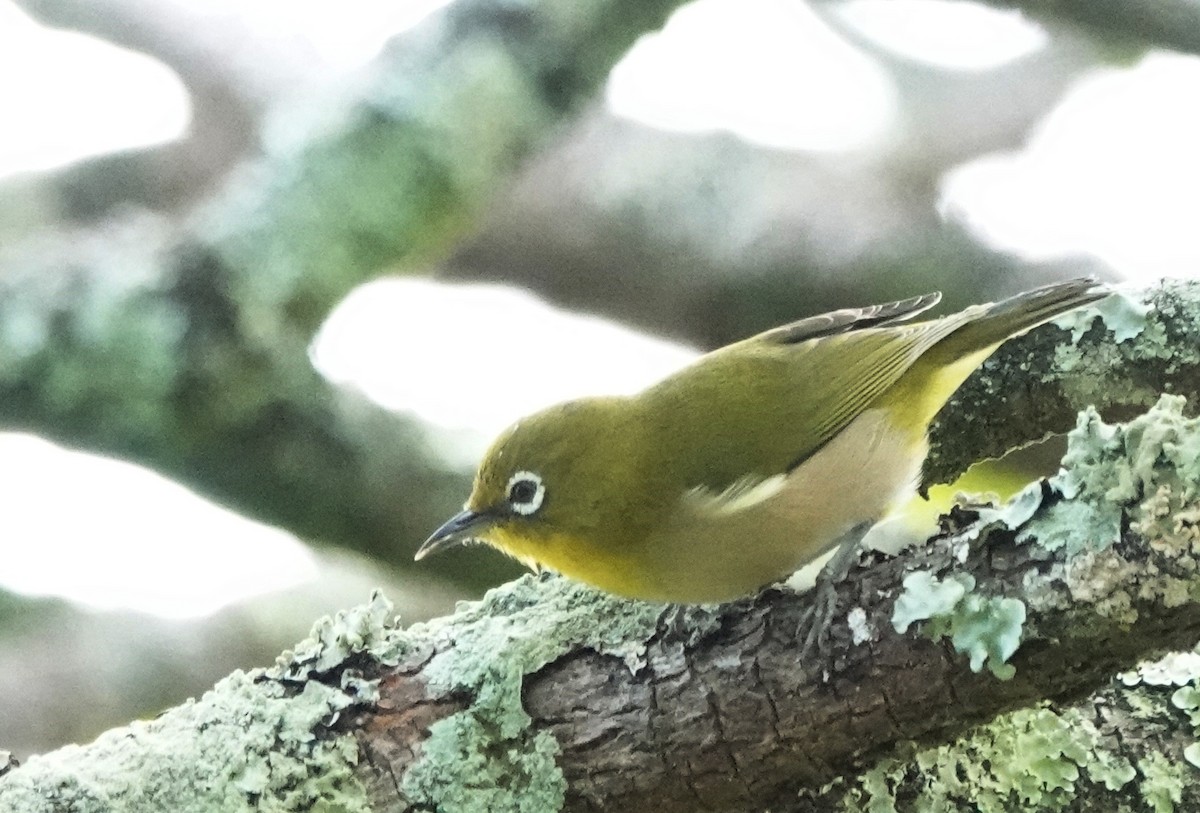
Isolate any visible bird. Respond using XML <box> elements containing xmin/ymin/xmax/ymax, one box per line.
<box><xmin>416</xmin><ymin>278</ymin><xmax>1106</xmax><ymax>608</ymax></box>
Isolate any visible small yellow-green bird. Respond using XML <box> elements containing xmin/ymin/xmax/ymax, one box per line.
<box><xmin>417</xmin><ymin>279</ymin><xmax>1105</xmax><ymax>604</ymax></box>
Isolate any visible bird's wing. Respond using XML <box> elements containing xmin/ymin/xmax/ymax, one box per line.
<box><xmin>646</xmin><ymin>300</ymin><xmax>975</xmax><ymax>494</ymax></box>
<box><xmin>757</xmin><ymin>292</ymin><xmax>942</xmax><ymax>345</ymax></box>
<box><xmin>776</xmin><ymin>326</ymin><xmax>946</xmax><ymax>471</ymax></box>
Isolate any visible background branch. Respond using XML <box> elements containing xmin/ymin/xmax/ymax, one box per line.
<box><xmin>980</xmin><ymin>0</ymin><xmax>1200</xmax><ymax>56</ymax></box>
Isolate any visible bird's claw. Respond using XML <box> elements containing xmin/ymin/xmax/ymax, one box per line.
<box><xmin>796</xmin><ymin>575</ymin><xmax>839</xmax><ymax>662</ymax></box>
<box><xmin>795</xmin><ymin>521</ymin><xmax>871</xmax><ymax>666</ymax></box>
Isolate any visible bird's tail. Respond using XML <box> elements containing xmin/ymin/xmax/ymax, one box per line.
<box><xmin>880</xmin><ymin>277</ymin><xmax>1107</xmax><ymax>434</ymax></box>
<box><xmin>944</xmin><ymin>277</ymin><xmax>1107</xmax><ymax>353</ymax></box>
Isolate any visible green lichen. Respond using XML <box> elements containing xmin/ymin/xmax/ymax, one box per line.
<box><xmin>1052</xmin><ymin>338</ymin><xmax>1159</xmax><ymax>413</ymax></box>
<box><xmin>892</xmin><ymin>571</ymin><xmax>1025</xmax><ymax>680</ymax></box>
<box><xmin>1184</xmin><ymin>743</ymin><xmax>1200</xmax><ymax>769</ymax></box>
<box><xmin>892</xmin><ymin>571</ymin><xmax>970</xmax><ymax>630</ymax></box>
<box><xmin>1054</xmin><ymin>289</ymin><xmax>1149</xmax><ymax>344</ymax></box>
<box><xmin>403</xmin><ymin>714</ymin><xmax>565</xmax><ymax>813</ymax></box>
<box><xmin>846</xmin><ymin>707</ymin><xmax>1136</xmax><ymax>812</ymax></box>
<box><xmin>400</xmin><ymin>574</ymin><xmax>662</xmax><ymax>813</ymax></box>
<box><xmin>0</xmin><ymin>592</ymin><xmax>404</xmax><ymax>813</ymax></box>
<box><xmin>1139</xmin><ymin>752</ymin><xmax>1185</xmax><ymax>813</ymax></box>
<box><xmin>0</xmin><ymin>669</ymin><xmax>367</xmax><ymax>812</ymax></box>
<box><xmin>964</xmin><ymin>481</ymin><xmax>1045</xmax><ymax>542</ymax></box>
<box><xmin>1139</xmin><ymin>282</ymin><xmax>1200</xmax><ymax>365</ymax></box>
<box><xmin>1023</xmin><ymin>395</ymin><xmax>1200</xmax><ymax>559</ymax></box>
<box><xmin>856</xmin><ymin>763</ymin><xmax>900</xmax><ymax>813</ymax></box>
<box><xmin>1015</xmin><ymin>395</ymin><xmax>1200</xmax><ymax>624</ymax></box>
<box><xmin>1125</xmin><ymin>651</ymin><xmax>1200</xmax><ymax>689</ymax></box>
<box><xmin>276</xmin><ymin>589</ymin><xmax>404</xmax><ymax>678</ymax></box>
<box><xmin>1125</xmin><ymin>647</ymin><xmax>1200</xmax><ymax>809</ymax></box>
<box><xmin>1163</xmin><ymin>656</ymin><xmax>1200</xmax><ymax>777</ymax></box>
<box><xmin>1171</xmin><ymin>684</ymin><xmax>1200</xmax><ymax>723</ymax></box>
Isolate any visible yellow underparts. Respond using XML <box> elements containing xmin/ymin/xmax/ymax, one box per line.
<box><xmin>876</xmin><ymin>345</ymin><xmax>998</xmax><ymax>442</ymax></box>
<box><xmin>488</xmin><ymin>525</ymin><xmax>645</xmax><ymax>597</ymax></box>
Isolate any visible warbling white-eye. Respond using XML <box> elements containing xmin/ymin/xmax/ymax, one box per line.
<box><xmin>416</xmin><ymin>279</ymin><xmax>1105</xmax><ymax>605</ymax></box>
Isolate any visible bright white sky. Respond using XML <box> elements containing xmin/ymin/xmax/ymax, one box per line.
<box><xmin>1</xmin><ymin>0</ymin><xmax>1197</xmax><ymax>618</ymax></box>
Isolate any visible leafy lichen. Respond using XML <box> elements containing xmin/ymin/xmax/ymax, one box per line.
<box><xmin>0</xmin><ymin>593</ymin><xmax>404</xmax><ymax>813</ymax></box>
<box><xmin>1019</xmin><ymin>395</ymin><xmax>1200</xmax><ymax>622</ymax></box>
<box><xmin>400</xmin><ymin>574</ymin><xmax>662</xmax><ymax>813</ymax></box>
<box><xmin>1024</xmin><ymin>395</ymin><xmax>1200</xmax><ymax>556</ymax></box>
<box><xmin>1114</xmin><ymin>648</ymin><xmax>1200</xmax><ymax>807</ymax></box>
<box><xmin>1139</xmin><ymin>752</ymin><xmax>1185</xmax><ymax>813</ymax></box>
<box><xmin>892</xmin><ymin>571</ymin><xmax>1025</xmax><ymax>680</ymax></box>
<box><xmin>845</xmin><ymin>707</ymin><xmax>1136</xmax><ymax>812</ymax></box>
<box><xmin>1054</xmin><ymin>288</ymin><xmax>1149</xmax><ymax>345</ymax></box>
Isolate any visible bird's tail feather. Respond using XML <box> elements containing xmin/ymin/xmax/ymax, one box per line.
<box><xmin>947</xmin><ymin>277</ymin><xmax>1107</xmax><ymax>353</ymax></box>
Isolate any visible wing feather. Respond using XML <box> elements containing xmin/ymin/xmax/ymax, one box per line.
<box><xmin>641</xmin><ymin>301</ymin><xmax>972</xmax><ymax>492</ymax></box>
<box><xmin>759</xmin><ymin>292</ymin><xmax>941</xmax><ymax>345</ymax></box>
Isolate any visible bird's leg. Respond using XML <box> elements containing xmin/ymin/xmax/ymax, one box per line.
<box><xmin>796</xmin><ymin>521</ymin><xmax>872</xmax><ymax>662</ymax></box>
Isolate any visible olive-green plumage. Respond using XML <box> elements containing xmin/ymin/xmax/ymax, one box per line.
<box><xmin>418</xmin><ymin>279</ymin><xmax>1106</xmax><ymax>603</ymax></box>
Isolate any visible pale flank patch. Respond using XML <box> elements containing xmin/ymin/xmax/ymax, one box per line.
<box><xmin>684</xmin><ymin>473</ymin><xmax>790</xmax><ymax>517</ymax></box>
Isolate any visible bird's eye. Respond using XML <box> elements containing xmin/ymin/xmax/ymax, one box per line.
<box><xmin>506</xmin><ymin>471</ymin><xmax>545</xmax><ymax>516</ymax></box>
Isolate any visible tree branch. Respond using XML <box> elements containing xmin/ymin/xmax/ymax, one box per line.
<box><xmin>4</xmin><ymin>282</ymin><xmax>1200</xmax><ymax>811</ymax></box>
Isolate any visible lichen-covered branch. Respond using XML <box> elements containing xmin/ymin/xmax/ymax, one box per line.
<box><xmin>0</xmin><ymin>0</ymin><xmax>687</xmax><ymax>583</ymax></box>
<box><xmin>5</xmin><ymin>285</ymin><xmax>1200</xmax><ymax>811</ymax></box>
<box><xmin>828</xmin><ymin>653</ymin><xmax>1200</xmax><ymax>812</ymax></box>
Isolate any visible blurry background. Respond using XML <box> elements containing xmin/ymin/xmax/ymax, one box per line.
<box><xmin>0</xmin><ymin>0</ymin><xmax>1196</xmax><ymax>757</ymax></box>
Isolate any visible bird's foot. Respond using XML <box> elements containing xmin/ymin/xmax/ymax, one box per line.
<box><xmin>796</xmin><ymin>521</ymin><xmax>871</xmax><ymax>664</ymax></box>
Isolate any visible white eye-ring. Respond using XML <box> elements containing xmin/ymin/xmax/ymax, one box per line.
<box><xmin>506</xmin><ymin>471</ymin><xmax>545</xmax><ymax>516</ymax></box>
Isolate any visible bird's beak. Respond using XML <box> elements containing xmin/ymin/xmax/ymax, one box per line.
<box><xmin>415</xmin><ymin>509</ymin><xmax>491</xmax><ymax>560</ymax></box>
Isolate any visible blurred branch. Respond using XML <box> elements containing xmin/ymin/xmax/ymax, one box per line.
<box><xmin>0</xmin><ymin>0</ymin><xmax>687</xmax><ymax>585</ymax></box>
<box><xmin>6</xmin><ymin>0</ymin><xmax>325</xmax><ymax>218</ymax></box>
<box><xmin>808</xmin><ymin>4</ymin><xmax>1103</xmax><ymax>168</ymax></box>
<box><xmin>981</xmin><ymin>0</ymin><xmax>1200</xmax><ymax>56</ymax></box>
<box><xmin>445</xmin><ymin>30</ymin><xmax>1104</xmax><ymax>348</ymax></box>
<box><xmin>11</xmin><ymin>0</ymin><xmax>323</xmax><ymax>105</ymax></box>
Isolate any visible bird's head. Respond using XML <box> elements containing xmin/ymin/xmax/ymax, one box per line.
<box><xmin>415</xmin><ymin>397</ymin><xmax>638</xmax><ymax>571</ymax></box>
